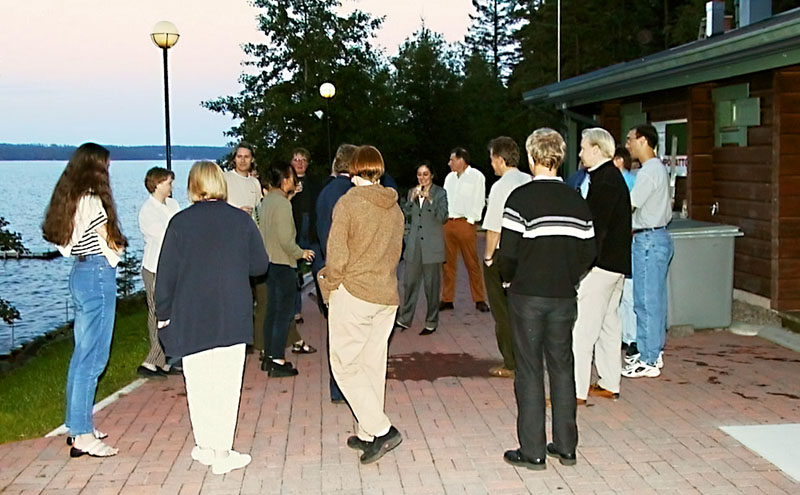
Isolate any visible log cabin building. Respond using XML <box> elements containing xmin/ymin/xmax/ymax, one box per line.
<box><xmin>523</xmin><ymin>5</ymin><xmax>800</xmax><ymax>312</ymax></box>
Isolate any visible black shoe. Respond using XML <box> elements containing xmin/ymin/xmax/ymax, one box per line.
<box><xmin>346</xmin><ymin>435</ymin><xmax>371</xmax><ymax>451</ymax></box>
<box><xmin>267</xmin><ymin>361</ymin><xmax>298</xmax><ymax>377</ymax></box>
<box><xmin>359</xmin><ymin>426</ymin><xmax>402</xmax><ymax>464</ymax></box>
<box><xmin>419</xmin><ymin>327</ymin><xmax>436</xmax><ymax>336</ymax></box>
<box><xmin>163</xmin><ymin>366</ymin><xmax>182</xmax><ymax>376</ymax></box>
<box><xmin>393</xmin><ymin>321</ymin><xmax>409</xmax><ymax>331</ymax></box>
<box><xmin>625</xmin><ymin>342</ymin><xmax>639</xmax><ymax>357</ymax></box>
<box><xmin>438</xmin><ymin>301</ymin><xmax>454</xmax><ymax>311</ymax></box>
<box><xmin>503</xmin><ymin>449</ymin><xmax>546</xmax><ymax>470</ymax></box>
<box><xmin>546</xmin><ymin>443</ymin><xmax>577</xmax><ymax>466</ymax></box>
<box><xmin>475</xmin><ymin>301</ymin><xmax>490</xmax><ymax>312</ymax></box>
<box><xmin>137</xmin><ymin>365</ymin><xmax>167</xmax><ymax>380</ymax></box>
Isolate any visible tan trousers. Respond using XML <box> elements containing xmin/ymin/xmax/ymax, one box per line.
<box><xmin>328</xmin><ymin>285</ymin><xmax>396</xmax><ymax>441</ymax></box>
<box><xmin>572</xmin><ymin>267</ymin><xmax>624</xmax><ymax>399</ymax></box>
<box><xmin>442</xmin><ymin>218</ymin><xmax>486</xmax><ymax>303</ymax></box>
<box><xmin>183</xmin><ymin>343</ymin><xmax>245</xmax><ymax>451</ymax></box>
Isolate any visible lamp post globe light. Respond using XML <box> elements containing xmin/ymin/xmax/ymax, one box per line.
<box><xmin>319</xmin><ymin>82</ymin><xmax>336</xmax><ymax>165</ymax></box>
<box><xmin>150</xmin><ymin>21</ymin><xmax>180</xmax><ymax>171</ymax></box>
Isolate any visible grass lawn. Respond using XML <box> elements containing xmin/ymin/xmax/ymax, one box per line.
<box><xmin>0</xmin><ymin>296</ymin><xmax>149</xmax><ymax>444</ymax></box>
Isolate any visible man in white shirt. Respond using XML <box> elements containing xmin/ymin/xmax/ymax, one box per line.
<box><xmin>441</xmin><ymin>147</ymin><xmax>490</xmax><ymax>313</ymax></box>
<box><xmin>482</xmin><ymin>137</ymin><xmax>531</xmax><ymax>377</ymax></box>
<box><xmin>224</xmin><ymin>142</ymin><xmax>262</xmax><ymax>218</ymax></box>
<box><xmin>138</xmin><ymin>167</ymin><xmax>180</xmax><ymax>378</ymax></box>
<box><xmin>622</xmin><ymin>124</ymin><xmax>674</xmax><ymax>379</ymax></box>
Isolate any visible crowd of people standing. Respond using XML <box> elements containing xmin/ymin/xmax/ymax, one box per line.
<box><xmin>42</xmin><ymin>121</ymin><xmax>673</xmax><ymax>473</ymax></box>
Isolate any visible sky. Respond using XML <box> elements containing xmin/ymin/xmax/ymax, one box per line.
<box><xmin>0</xmin><ymin>0</ymin><xmax>473</xmax><ymax>147</ymax></box>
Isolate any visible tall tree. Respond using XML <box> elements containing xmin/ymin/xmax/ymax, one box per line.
<box><xmin>465</xmin><ymin>0</ymin><xmax>523</xmax><ymax>83</ymax></box>
<box><xmin>0</xmin><ymin>217</ymin><xmax>25</xmax><ymax>324</ymax></box>
<box><xmin>203</xmin><ymin>0</ymin><xmax>388</xmax><ymax>171</ymax></box>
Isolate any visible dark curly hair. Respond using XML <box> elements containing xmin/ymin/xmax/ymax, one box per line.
<box><xmin>42</xmin><ymin>143</ymin><xmax>127</xmax><ymax>250</ymax></box>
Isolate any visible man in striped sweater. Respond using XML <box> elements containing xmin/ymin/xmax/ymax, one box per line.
<box><xmin>497</xmin><ymin>128</ymin><xmax>596</xmax><ymax>470</ymax></box>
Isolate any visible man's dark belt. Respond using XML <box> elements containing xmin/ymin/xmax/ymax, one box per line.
<box><xmin>632</xmin><ymin>226</ymin><xmax>666</xmax><ymax>235</ymax></box>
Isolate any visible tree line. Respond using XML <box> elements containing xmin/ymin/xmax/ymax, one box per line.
<box><xmin>204</xmin><ymin>0</ymin><xmax>799</xmax><ymax>186</ymax></box>
<box><xmin>0</xmin><ymin>144</ymin><xmax>230</xmax><ymax>162</ymax></box>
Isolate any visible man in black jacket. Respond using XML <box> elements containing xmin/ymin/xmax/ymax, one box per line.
<box><xmin>571</xmin><ymin>128</ymin><xmax>632</xmax><ymax>404</ymax></box>
<box><xmin>498</xmin><ymin>128</ymin><xmax>595</xmax><ymax>470</ymax></box>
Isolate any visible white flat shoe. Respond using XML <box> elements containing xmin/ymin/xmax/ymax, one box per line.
<box><xmin>211</xmin><ymin>450</ymin><xmax>251</xmax><ymax>475</ymax></box>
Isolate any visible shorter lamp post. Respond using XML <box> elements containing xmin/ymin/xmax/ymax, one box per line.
<box><xmin>150</xmin><ymin>21</ymin><xmax>180</xmax><ymax>171</ymax></box>
<box><xmin>319</xmin><ymin>82</ymin><xmax>336</xmax><ymax>165</ymax></box>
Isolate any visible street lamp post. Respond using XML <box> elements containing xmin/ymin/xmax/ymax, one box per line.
<box><xmin>319</xmin><ymin>82</ymin><xmax>336</xmax><ymax>166</ymax></box>
<box><xmin>150</xmin><ymin>21</ymin><xmax>180</xmax><ymax>171</ymax></box>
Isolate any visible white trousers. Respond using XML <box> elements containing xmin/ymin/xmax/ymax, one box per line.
<box><xmin>328</xmin><ymin>285</ymin><xmax>396</xmax><ymax>441</ymax></box>
<box><xmin>572</xmin><ymin>267</ymin><xmax>624</xmax><ymax>398</ymax></box>
<box><xmin>182</xmin><ymin>343</ymin><xmax>246</xmax><ymax>451</ymax></box>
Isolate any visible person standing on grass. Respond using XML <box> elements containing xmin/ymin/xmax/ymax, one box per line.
<box><xmin>42</xmin><ymin>142</ymin><xmax>128</xmax><ymax>458</ymax></box>
<box><xmin>497</xmin><ymin>128</ymin><xmax>595</xmax><ymax>470</ymax></box>
<box><xmin>137</xmin><ymin>167</ymin><xmax>180</xmax><ymax>379</ymax></box>
<box><xmin>155</xmin><ymin>161</ymin><xmax>268</xmax><ymax>475</ymax></box>
<box><xmin>318</xmin><ymin>145</ymin><xmax>405</xmax><ymax>464</ymax></box>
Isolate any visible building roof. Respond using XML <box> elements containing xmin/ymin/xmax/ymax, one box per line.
<box><xmin>523</xmin><ymin>7</ymin><xmax>800</xmax><ymax>108</ymax></box>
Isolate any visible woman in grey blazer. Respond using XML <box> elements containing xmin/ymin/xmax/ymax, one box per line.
<box><xmin>396</xmin><ymin>162</ymin><xmax>448</xmax><ymax>335</ymax></box>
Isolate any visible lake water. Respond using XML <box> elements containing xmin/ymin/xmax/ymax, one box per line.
<box><xmin>0</xmin><ymin>160</ymin><xmax>202</xmax><ymax>355</ymax></box>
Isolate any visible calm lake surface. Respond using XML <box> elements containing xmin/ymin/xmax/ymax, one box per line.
<box><xmin>0</xmin><ymin>160</ymin><xmax>201</xmax><ymax>355</ymax></box>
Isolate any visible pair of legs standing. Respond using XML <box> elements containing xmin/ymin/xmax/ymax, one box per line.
<box><xmin>441</xmin><ymin>219</ymin><xmax>486</xmax><ymax>305</ymax></box>
<box><xmin>263</xmin><ymin>263</ymin><xmax>298</xmax><ymax>374</ymax></box>
<box><xmin>397</xmin><ymin>239</ymin><xmax>441</xmax><ymax>332</ymax></box>
<box><xmin>483</xmin><ymin>261</ymin><xmax>515</xmax><ymax>373</ymax></box>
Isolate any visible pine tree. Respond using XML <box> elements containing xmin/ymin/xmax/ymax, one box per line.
<box><xmin>465</xmin><ymin>0</ymin><xmax>523</xmax><ymax>83</ymax></box>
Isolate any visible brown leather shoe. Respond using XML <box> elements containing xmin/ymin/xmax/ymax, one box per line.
<box><xmin>475</xmin><ymin>301</ymin><xmax>490</xmax><ymax>312</ymax></box>
<box><xmin>489</xmin><ymin>366</ymin><xmax>514</xmax><ymax>378</ymax></box>
<box><xmin>588</xmin><ymin>384</ymin><xmax>619</xmax><ymax>400</ymax></box>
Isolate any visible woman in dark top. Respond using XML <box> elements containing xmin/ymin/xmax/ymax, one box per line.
<box><xmin>155</xmin><ymin>161</ymin><xmax>268</xmax><ymax>475</ymax></box>
<box><xmin>42</xmin><ymin>143</ymin><xmax>127</xmax><ymax>458</ymax></box>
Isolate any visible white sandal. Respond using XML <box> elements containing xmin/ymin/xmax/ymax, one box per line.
<box><xmin>66</xmin><ymin>429</ymin><xmax>107</xmax><ymax>446</ymax></box>
<box><xmin>69</xmin><ymin>437</ymin><xmax>118</xmax><ymax>458</ymax></box>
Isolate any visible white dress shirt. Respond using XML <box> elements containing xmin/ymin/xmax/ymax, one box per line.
<box><xmin>138</xmin><ymin>195</ymin><xmax>180</xmax><ymax>272</ymax></box>
<box><xmin>443</xmin><ymin>166</ymin><xmax>486</xmax><ymax>224</ymax></box>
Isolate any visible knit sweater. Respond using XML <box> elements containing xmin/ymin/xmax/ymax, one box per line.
<box><xmin>258</xmin><ymin>191</ymin><xmax>305</xmax><ymax>267</ymax></box>
<box><xmin>318</xmin><ymin>184</ymin><xmax>404</xmax><ymax>305</ymax></box>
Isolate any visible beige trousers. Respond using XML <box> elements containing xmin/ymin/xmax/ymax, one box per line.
<box><xmin>328</xmin><ymin>285</ymin><xmax>396</xmax><ymax>441</ymax></box>
<box><xmin>183</xmin><ymin>343</ymin><xmax>246</xmax><ymax>451</ymax></box>
<box><xmin>572</xmin><ymin>267</ymin><xmax>624</xmax><ymax>399</ymax></box>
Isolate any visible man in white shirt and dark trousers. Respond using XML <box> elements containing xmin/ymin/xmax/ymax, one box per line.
<box><xmin>440</xmin><ymin>147</ymin><xmax>490</xmax><ymax>313</ymax></box>
<box><xmin>138</xmin><ymin>167</ymin><xmax>180</xmax><ymax>378</ymax></box>
<box><xmin>482</xmin><ymin>137</ymin><xmax>531</xmax><ymax>378</ymax></box>
<box><xmin>571</xmin><ymin>128</ymin><xmax>631</xmax><ymax>403</ymax></box>
<box><xmin>622</xmin><ymin>124</ymin><xmax>674</xmax><ymax>378</ymax></box>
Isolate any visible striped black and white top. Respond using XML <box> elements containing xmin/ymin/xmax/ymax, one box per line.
<box><xmin>497</xmin><ymin>177</ymin><xmax>597</xmax><ymax>298</ymax></box>
<box><xmin>70</xmin><ymin>209</ymin><xmax>107</xmax><ymax>256</ymax></box>
<box><xmin>55</xmin><ymin>194</ymin><xmax>120</xmax><ymax>267</ymax></box>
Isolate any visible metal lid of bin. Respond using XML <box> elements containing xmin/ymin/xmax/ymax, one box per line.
<box><xmin>666</xmin><ymin>219</ymin><xmax>744</xmax><ymax>238</ymax></box>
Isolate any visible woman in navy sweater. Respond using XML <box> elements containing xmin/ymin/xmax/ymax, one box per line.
<box><xmin>155</xmin><ymin>161</ymin><xmax>268</xmax><ymax>475</ymax></box>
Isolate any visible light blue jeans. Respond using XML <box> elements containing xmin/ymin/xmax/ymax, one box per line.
<box><xmin>632</xmin><ymin>229</ymin><xmax>673</xmax><ymax>366</ymax></box>
<box><xmin>620</xmin><ymin>277</ymin><xmax>636</xmax><ymax>345</ymax></box>
<box><xmin>65</xmin><ymin>255</ymin><xmax>117</xmax><ymax>436</ymax></box>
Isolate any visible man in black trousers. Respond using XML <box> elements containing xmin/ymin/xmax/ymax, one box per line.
<box><xmin>497</xmin><ymin>128</ymin><xmax>596</xmax><ymax>470</ymax></box>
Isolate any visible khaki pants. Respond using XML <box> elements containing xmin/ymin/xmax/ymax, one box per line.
<box><xmin>328</xmin><ymin>285</ymin><xmax>396</xmax><ymax>441</ymax></box>
<box><xmin>183</xmin><ymin>343</ymin><xmax>246</xmax><ymax>451</ymax></box>
<box><xmin>442</xmin><ymin>218</ymin><xmax>486</xmax><ymax>303</ymax></box>
<box><xmin>572</xmin><ymin>267</ymin><xmax>624</xmax><ymax>399</ymax></box>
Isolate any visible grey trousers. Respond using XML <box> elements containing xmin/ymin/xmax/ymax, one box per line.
<box><xmin>397</xmin><ymin>247</ymin><xmax>441</xmax><ymax>330</ymax></box>
<box><xmin>142</xmin><ymin>268</ymin><xmax>167</xmax><ymax>369</ymax></box>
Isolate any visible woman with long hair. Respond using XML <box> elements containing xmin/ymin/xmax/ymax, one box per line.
<box><xmin>395</xmin><ymin>162</ymin><xmax>448</xmax><ymax>335</ymax></box>
<box><xmin>155</xmin><ymin>161</ymin><xmax>268</xmax><ymax>475</ymax></box>
<box><xmin>42</xmin><ymin>142</ymin><xmax>127</xmax><ymax>458</ymax></box>
<box><xmin>318</xmin><ymin>145</ymin><xmax>405</xmax><ymax>464</ymax></box>
<box><xmin>258</xmin><ymin>161</ymin><xmax>314</xmax><ymax>377</ymax></box>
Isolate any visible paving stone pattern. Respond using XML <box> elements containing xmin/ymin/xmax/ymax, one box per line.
<box><xmin>1</xmin><ymin>261</ymin><xmax>799</xmax><ymax>494</ymax></box>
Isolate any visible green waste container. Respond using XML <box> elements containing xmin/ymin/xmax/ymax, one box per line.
<box><xmin>666</xmin><ymin>219</ymin><xmax>743</xmax><ymax>329</ymax></box>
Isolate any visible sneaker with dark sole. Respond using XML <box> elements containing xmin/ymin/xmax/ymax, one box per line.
<box><xmin>268</xmin><ymin>361</ymin><xmax>299</xmax><ymax>377</ymax></box>
<box><xmin>360</xmin><ymin>426</ymin><xmax>402</xmax><ymax>464</ymax></box>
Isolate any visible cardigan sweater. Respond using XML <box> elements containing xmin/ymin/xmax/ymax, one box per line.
<box><xmin>155</xmin><ymin>201</ymin><xmax>268</xmax><ymax>358</ymax></box>
<box><xmin>259</xmin><ymin>191</ymin><xmax>304</xmax><ymax>267</ymax></box>
<box><xmin>586</xmin><ymin>160</ymin><xmax>632</xmax><ymax>276</ymax></box>
<box><xmin>498</xmin><ymin>178</ymin><xmax>596</xmax><ymax>298</ymax></box>
<box><xmin>318</xmin><ymin>184</ymin><xmax>404</xmax><ymax>306</ymax></box>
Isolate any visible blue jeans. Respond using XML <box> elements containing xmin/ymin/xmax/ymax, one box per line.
<box><xmin>264</xmin><ymin>263</ymin><xmax>297</xmax><ymax>360</ymax></box>
<box><xmin>632</xmin><ymin>229</ymin><xmax>674</xmax><ymax>366</ymax></box>
<box><xmin>65</xmin><ymin>255</ymin><xmax>117</xmax><ymax>435</ymax></box>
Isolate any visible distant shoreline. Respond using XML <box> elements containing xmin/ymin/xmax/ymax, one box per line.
<box><xmin>0</xmin><ymin>144</ymin><xmax>231</xmax><ymax>161</ymax></box>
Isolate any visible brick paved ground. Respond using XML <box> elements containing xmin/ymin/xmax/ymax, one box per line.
<box><xmin>1</xmin><ymin>260</ymin><xmax>799</xmax><ymax>494</ymax></box>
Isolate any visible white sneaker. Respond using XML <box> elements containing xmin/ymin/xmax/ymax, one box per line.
<box><xmin>211</xmin><ymin>450</ymin><xmax>252</xmax><ymax>475</ymax></box>
<box><xmin>191</xmin><ymin>446</ymin><xmax>214</xmax><ymax>466</ymax></box>
<box><xmin>656</xmin><ymin>351</ymin><xmax>664</xmax><ymax>369</ymax></box>
<box><xmin>624</xmin><ymin>352</ymin><xmax>640</xmax><ymax>366</ymax></box>
<box><xmin>621</xmin><ymin>360</ymin><xmax>661</xmax><ymax>378</ymax></box>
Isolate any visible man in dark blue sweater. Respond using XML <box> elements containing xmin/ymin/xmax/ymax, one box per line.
<box><xmin>498</xmin><ymin>128</ymin><xmax>596</xmax><ymax>471</ymax></box>
<box><xmin>316</xmin><ymin>143</ymin><xmax>357</xmax><ymax>403</ymax></box>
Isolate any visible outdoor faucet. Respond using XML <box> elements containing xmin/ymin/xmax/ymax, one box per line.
<box><xmin>711</xmin><ymin>201</ymin><xmax>719</xmax><ymax>216</ymax></box>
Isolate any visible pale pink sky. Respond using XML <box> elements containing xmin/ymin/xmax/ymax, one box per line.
<box><xmin>0</xmin><ymin>0</ymin><xmax>472</xmax><ymax>147</ymax></box>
